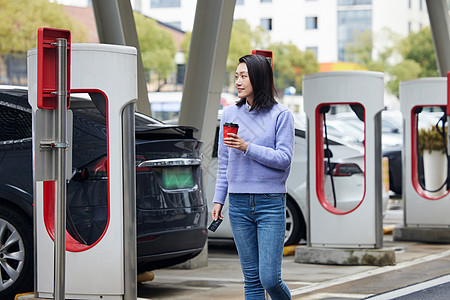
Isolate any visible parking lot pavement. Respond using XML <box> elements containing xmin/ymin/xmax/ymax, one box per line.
<box><xmin>138</xmin><ymin>204</ymin><xmax>450</xmax><ymax>299</ymax></box>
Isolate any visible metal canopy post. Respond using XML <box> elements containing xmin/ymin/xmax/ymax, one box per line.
<box><xmin>54</xmin><ymin>37</ymin><xmax>68</xmax><ymax>300</ymax></box>
<box><xmin>92</xmin><ymin>0</ymin><xmax>151</xmax><ymax>116</ymax></box>
<box><xmin>426</xmin><ymin>0</ymin><xmax>450</xmax><ymax>77</ymax></box>
<box><xmin>178</xmin><ymin>0</ymin><xmax>236</xmax><ymax>166</ymax></box>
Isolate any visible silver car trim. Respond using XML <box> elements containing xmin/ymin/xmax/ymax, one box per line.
<box><xmin>138</xmin><ymin>158</ymin><xmax>201</xmax><ymax>167</ymax></box>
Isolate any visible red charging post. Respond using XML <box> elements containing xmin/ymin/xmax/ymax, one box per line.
<box><xmin>252</xmin><ymin>49</ymin><xmax>273</xmax><ymax>68</ymax></box>
<box><xmin>37</xmin><ymin>27</ymin><xmax>71</xmax><ymax>109</ymax></box>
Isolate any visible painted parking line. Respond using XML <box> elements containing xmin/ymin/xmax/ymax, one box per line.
<box><xmin>290</xmin><ymin>248</ymin><xmax>450</xmax><ymax>296</ymax></box>
<box><xmin>152</xmin><ymin>275</ymin><xmax>245</xmax><ymax>283</ymax></box>
<box><xmin>367</xmin><ymin>274</ymin><xmax>450</xmax><ymax>299</ymax></box>
<box><xmin>300</xmin><ymin>292</ymin><xmax>373</xmax><ymax>299</ymax></box>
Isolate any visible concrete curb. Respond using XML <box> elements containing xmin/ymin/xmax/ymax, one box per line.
<box><xmin>294</xmin><ymin>246</ymin><xmax>396</xmax><ymax>266</ymax></box>
<box><xmin>393</xmin><ymin>225</ymin><xmax>450</xmax><ymax>243</ymax></box>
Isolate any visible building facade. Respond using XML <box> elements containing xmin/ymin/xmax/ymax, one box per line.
<box><xmin>54</xmin><ymin>0</ymin><xmax>430</xmax><ymax>63</ymax></box>
<box><xmin>135</xmin><ymin>0</ymin><xmax>430</xmax><ymax>63</ymax></box>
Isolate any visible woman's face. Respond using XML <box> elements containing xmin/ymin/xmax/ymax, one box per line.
<box><xmin>235</xmin><ymin>62</ymin><xmax>253</xmax><ymax>101</ymax></box>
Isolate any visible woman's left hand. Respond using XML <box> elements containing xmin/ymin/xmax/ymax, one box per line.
<box><xmin>224</xmin><ymin>133</ymin><xmax>248</xmax><ymax>152</ymax></box>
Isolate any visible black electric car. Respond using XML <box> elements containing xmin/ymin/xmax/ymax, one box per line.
<box><xmin>0</xmin><ymin>87</ymin><xmax>207</xmax><ymax>299</ymax></box>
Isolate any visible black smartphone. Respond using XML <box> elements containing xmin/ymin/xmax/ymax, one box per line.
<box><xmin>208</xmin><ymin>218</ymin><xmax>223</xmax><ymax>232</ymax></box>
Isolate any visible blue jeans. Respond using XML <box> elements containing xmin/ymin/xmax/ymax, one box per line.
<box><xmin>229</xmin><ymin>193</ymin><xmax>292</xmax><ymax>300</ymax></box>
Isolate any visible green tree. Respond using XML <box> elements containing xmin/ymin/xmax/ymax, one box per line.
<box><xmin>180</xmin><ymin>19</ymin><xmax>253</xmax><ymax>88</ymax></box>
<box><xmin>345</xmin><ymin>29</ymin><xmax>374</xmax><ymax>67</ymax></box>
<box><xmin>181</xmin><ymin>19</ymin><xmax>318</xmax><ymax>93</ymax></box>
<box><xmin>180</xmin><ymin>31</ymin><xmax>191</xmax><ymax>64</ymax></box>
<box><xmin>345</xmin><ymin>26</ymin><xmax>438</xmax><ymax>97</ymax></box>
<box><xmin>227</xmin><ymin>20</ymin><xmax>252</xmax><ymax>74</ymax></box>
<box><xmin>386</xmin><ymin>59</ymin><xmax>422</xmax><ymax>97</ymax></box>
<box><xmin>134</xmin><ymin>12</ymin><xmax>176</xmax><ymax>91</ymax></box>
<box><xmin>0</xmin><ymin>0</ymin><xmax>87</xmax><ymax>54</ymax></box>
<box><xmin>271</xmin><ymin>42</ymin><xmax>319</xmax><ymax>93</ymax></box>
<box><xmin>384</xmin><ymin>27</ymin><xmax>437</xmax><ymax>96</ymax></box>
<box><xmin>397</xmin><ymin>27</ymin><xmax>438</xmax><ymax>78</ymax></box>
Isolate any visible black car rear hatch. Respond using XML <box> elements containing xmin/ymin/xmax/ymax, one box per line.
<box><xmin>134</xmin><ymin>124</ymin><xmax>204</xmax><ymax>210</ymax></box>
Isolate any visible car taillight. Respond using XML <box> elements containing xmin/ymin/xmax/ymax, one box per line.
<box><xmin>93</xmin><ymin>157</ymin><xmax>108</xmax><ymax>172</ymax></box>
<box><xmin>138</xmin><ymin>235</ymin><xmax>161</xmax><ymax>242</ymax></box>
<box><xmin>136</xmin><ymin>155</ymin><xmax>150</xmax><ymax>172</ymax></box>
<box><xmin>332</xmin><ymin>163</ymin><xmax>363</xmax><ymax>177</ymax></box>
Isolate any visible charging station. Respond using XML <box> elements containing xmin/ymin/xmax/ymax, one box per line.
<box><xmin>28</xmin><ymin>28</ymin><xmax>137</xmax><ymax>299</ymax></box>
<box><xmin>394</xmin><ymin>77</ymin><xmax>450</xmax><ymax>243</ymax></box>
<box><xmin>296</xmin><ymin>71</ymin><xmax>395</xmax><ymax>266</ymax></box>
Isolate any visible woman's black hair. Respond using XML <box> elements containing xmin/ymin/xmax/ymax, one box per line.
<box><xmin>236</xmin><ymin>54</ymin><xmax>278</xmax><ymax>111</ymax></box>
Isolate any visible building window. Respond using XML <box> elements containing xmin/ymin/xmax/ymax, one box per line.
<box><xmin>306</xmin><ymin>17</ymin><xmax>318</xmax><ymax>30</ymax></box>
<box><xmin>166</xmin><ymin>21</ymin><xmax>182</xmax><ymax>29</ymax></box>
<box><xmin>306</xmin><ymin>46</ymin><xmax>318</xmax><ymax>58</ymax></box>
<box><xmin>261</xmin><ymin>18</ymin><xmax>273</xmax><ymax>30</ymax></box>
<box><xmin>337</xmin><ymin>9</ymin><xmax>372</xmax><ymax>61</ymax></box>
<box><xmin>261</xmin><ymin>0</ymin><xmax>272</xmax><ymax>2</ymax></box>
<box><xmin>338</xmin><ymin>0</ymin><xmax>372</xmax><ymax>5</ymax></box>
<box><xmin>420</xmin><ymin>0</ymin><xmax>423</xmax><ymax>10</ymax></box>
<box><xmin>236</xmin><ymin>0</ymin><xmax>244</xmax><ymax>4</ymax></box>
<box><xmin>408</xmin><ymin>0</ymin><xmax>412</xmax><ymax>9</ymax></box>
<box><xmin>150</xmin><ymin>0</ymin><xmax>181</xmax><ymax>8</ymax></box>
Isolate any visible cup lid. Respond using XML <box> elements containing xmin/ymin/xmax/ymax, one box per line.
<box><xmin>224</xmin><ymin>122</ymin><xmax>239</xmax><ymax>127</ymax></box>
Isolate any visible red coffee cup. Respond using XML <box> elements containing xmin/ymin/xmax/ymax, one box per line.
<box><xmin>223</xmin><ymin>122</ymin><xmax>239</xmax><ymax>140</ymax></box>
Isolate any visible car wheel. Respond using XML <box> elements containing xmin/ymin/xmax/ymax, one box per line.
<box><xmin>0</xmin><ymin>205</ymin><xmax>33</xmax><ymax>300</ymax></box>
<box><xmin>284</xmin><ymin>198</ymin><xmax>306</xmax><ymax>246</ymax></box>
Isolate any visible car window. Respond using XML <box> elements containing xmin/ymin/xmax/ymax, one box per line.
<box><xmin>71</xmin><ymin>107</ymin><xmax>106</xmax><ymax>126</ymax></box>
<box><xmin>0</xmin><ymin>101</ymin><xmax>32</xmax><ymax>142</ymax></box>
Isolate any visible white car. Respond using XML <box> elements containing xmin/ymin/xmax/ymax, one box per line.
<box><xmin>205</xmin><ymin>116</ymin><xmax>389</xmax><ymax>245</ymax></box>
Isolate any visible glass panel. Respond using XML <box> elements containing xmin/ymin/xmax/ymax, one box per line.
<box><xmin>306</xmin><ymin>16</ymin><xmax>318</xmax><ymax>30</ymax></box>
<box><xmin>337</xmin><ymin>10</ymin><xmax>372</xmax><ymax>61</ymax></box>
<box><xmin>306</xmin><ymin>46</ymin><xmax>318</xmax><ymax>58</ymax></box>
<box><xmin>260</xmin><ymin>18</ymin><xmax>273</xmax><ymax>30</ymax></box>
<box><xmin>318</xmin><ymin>104</ymin><xmax>365</xmax><ymax>213</ymax></box>
<box><xmin>338</xmin><ymin>0</ymin><xmax>372</xmax><ymax>5</ymax></box>
<box><xmin>0</xmin><ymin>101</ymin><xmax>32</xmax><ymax>142</ymax></box>
<box><xmin>414</xmin><ymin>106</ymin><xmax>449</xmax><ymax>198</ymax></box>
<box><xmin>151</xmin><ymin>0</ymin><xmax>181</xmax><ymax>8</ymax></box>
<box><xmin>66</xmin><ymin>92</ymin><xmax>108</xmax><ymax>246</ymax></box>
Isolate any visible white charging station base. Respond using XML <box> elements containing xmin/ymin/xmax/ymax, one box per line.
<box><xmin>294</xmin><ymin>246</ymin><xmax>396</xmax><ymax>266</ymax></box>
<box><xmin>394</xmin><ymin>226</ymin><xmax>450</xmax><ymax>243</ymax></box>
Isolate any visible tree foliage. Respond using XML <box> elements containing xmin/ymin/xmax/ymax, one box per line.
<box><xmin>227</xmin><ymin>20</ymin><xmax>253</xmax><ymax>74</ymax></box>
<box><xmin>0</xmin><ymin>0</ymin><xmax>88</xmax><ymax>54</ymax></box>
<box><xmin>345</xmin><ymin>29</ymin><xmax>375</xmax><ymax>68</ymax></box>
<box><xmin>347</xmin><ymin>26</ymin><xmax>438</xmax><ymax>97</ymax></box>
<box><xmin>134</xmin><ymin>12</ymin><xmax>176</xmax><ymax>89</ymax></box>
<box><xmin>386</xmin><ymin>59</ymin><xmax>422</xmax><ymax>97</ymax></box>
<box><xmin>180</xmin><ymin>19</ymin><xmax>319</xmax><ymax>93</ymax></box>
<box><xmin>180</xmin><ymin>31</ymin><xmax>191</xmax><ymax>64</ymax></box>
<box><xmin>271</xmin><ymin>42</ymin><xmax>319</xmax><ymax>93</ymax></box>
<box><xmin>397</xmin><ymin>27</ymin><xmax>438</xmax><ymax>78</ymax></box>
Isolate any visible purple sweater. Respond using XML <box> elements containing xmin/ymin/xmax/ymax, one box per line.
<box><xmin>213</xmin><ymin>102</ymin><xmax>295</xmax><ymax>205</ymax></box>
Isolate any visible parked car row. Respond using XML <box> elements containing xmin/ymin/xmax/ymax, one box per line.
<box><xmin>327</xmin><ymin>108</ymin><xmax>448</xmax><ymax>197</ymax></box>
<box><xmin>0</xmin><ymin>87</ymin><xmax>207</xmax><ymax>299</ymax></box>
<box><xmin>205</xmin><ymin>112</ymin><xmax>389</xmax><ymax>246</ymax></box>
<box><xmin>0</xmin><ymin>87</ymin><xmax>396</xmax><ymax>299</ymax></box>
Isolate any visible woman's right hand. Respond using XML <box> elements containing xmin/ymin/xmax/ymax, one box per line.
<box><xmin>211</xmin><ymin>203</ymin><xmax>224</xmax><ymax>221</ymax></box>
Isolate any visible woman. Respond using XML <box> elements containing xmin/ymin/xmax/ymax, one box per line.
<box><xmin>211</xmin><ymin>54</ymin><xmax>294</xmax><ymax>300</ymax></box>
